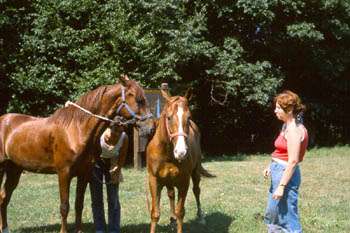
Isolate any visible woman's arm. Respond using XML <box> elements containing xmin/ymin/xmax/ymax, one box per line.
<box><xmin>272</xmin><ymin>126</ymin><xmax>302</xmax><ymax>200</ymax></box>
<box><xmin>109</xmin><ymin>134</ymin><xmax>129</xmax><ymax>183</ymax></box>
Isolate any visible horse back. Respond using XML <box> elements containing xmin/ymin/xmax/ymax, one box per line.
<box><xmin>0</xmin><ymin>113</ymin><xmax>39</xmax><ymax>162</ymax></box>
<box><xmin>2</xmin><ymin>114</ymin><xmax>73</xmax><ymax>172</ymax></box>
<box><xmin>188</xmin><ymin>120</ymin><xmax>202</xmax><ymax>165</ymax></box>
<box><xmin>1</xmin><ymin>111</ymin><xmax>100</xmax><ymax>174</ymax></box>
<box><xmin>188</xmin><ymin>120</ymin><xmax>215</xmax><ymax>177</ymax></box>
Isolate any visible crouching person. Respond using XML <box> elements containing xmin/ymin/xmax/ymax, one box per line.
<box><xmin>90</xmin><ymin>123</ymin><xmax>128</xmax><ymax>233</ymax></box>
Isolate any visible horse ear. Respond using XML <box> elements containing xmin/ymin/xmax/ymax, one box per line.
<box><xmin>160</xmin><ymin>83</ymin><xmax>171</xmax><ymax>101</ymax></box>
<box><xmin>184</xmin><ymin>88</ymin><xmax>193</xmax><ymax>101</ymax></box>
<box><xmin>119</xmin><ymin>74</ymin><xmax>130</xmax><ymax>86</ymax></box>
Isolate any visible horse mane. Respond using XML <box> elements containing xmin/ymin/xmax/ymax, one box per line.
<box><xmin>48</xmin><ymin>85</ymin><xmax>110</xmax><ymax>127</ymax></box>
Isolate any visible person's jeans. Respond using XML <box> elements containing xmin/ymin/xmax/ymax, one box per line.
<box><xmin>90</xmin><ymin>162</ymin><xmax>121</xmax><ymax>233</ymax></box>
<box><xmin>264</xmin><ymin>161</ymin><xmax>302</xmax><ymax>233</ymax></box>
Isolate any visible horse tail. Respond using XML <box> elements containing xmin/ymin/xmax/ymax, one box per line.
<box><xmin>199</xmin><ymin>164</ymin><xmax>216</xmax><ymax>178</ymax></box>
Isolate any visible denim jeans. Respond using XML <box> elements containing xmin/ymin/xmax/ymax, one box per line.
<box><xmin>90</xmin><ymin>161</ymin><xmax>121</xmax><ymax>233</ymax></box>
<box><xmin>264</xmin><ymin>161</ymin><xmax>302</xmax><ymax>233</ymax></box>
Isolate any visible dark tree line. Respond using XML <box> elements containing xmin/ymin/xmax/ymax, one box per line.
<box><xmin>1</xmin><ymin>0</ymin><xmax>349</xmax><ymax>154</ymax></box>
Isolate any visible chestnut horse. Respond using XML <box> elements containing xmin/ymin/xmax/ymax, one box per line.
<box><xmin>146</xmin><ymin>89</ymin><xmax>214</xmax><ymax>233</ymax></box>
<box><xmin>0</xmin><ymin>75</ymin><xmax>150</xmax><ymax>233</ymax></box>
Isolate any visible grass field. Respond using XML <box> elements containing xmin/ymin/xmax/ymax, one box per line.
<box><xmin>6</xmin><ymin>146</ymin><xmax>350</xmax><ymax>233</ymax></box>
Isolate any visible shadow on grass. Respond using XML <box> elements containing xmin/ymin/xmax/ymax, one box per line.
<box><xmin>16</xmin><ymin>223</ymin><xmax>94</xmax><ymax>233</ymax></box>
<box><xmin>16</xmin><ymin>222</ymin><xmax>94</xmax><ymax>233</ymax></box>
<box><xmin>16</xmin><ymin>212</ymin><xmax>233</xmax><ymax>233</ymax></box>
<box><xmin>123</xmin><ymin>212</ymin><xmax>233</xmax><ymax>233</ymax></box>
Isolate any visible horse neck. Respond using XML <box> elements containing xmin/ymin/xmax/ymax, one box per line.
<box><xmin>69</xmin><ymin>87</ymin><xmax>123</xmax><ymax>144</ymax></box>
<box><xmin>77</xmin><ymin>117</ymin><xmax>108</xmax><ymax>143</ymax></box>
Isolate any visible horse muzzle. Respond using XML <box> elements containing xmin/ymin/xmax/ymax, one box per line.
<box><xmin>174</xmin><ymin>149</ymin><xmax>187</xmax><ymax>162</ymax></box>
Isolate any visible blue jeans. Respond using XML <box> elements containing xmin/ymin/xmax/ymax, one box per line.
<box><xmin>90</xmin><ymin>161</ymin><xmax>120</xmax><ymax>233</ymax></box>
<box><xmin>264</xmin><ymin>161</ymin><xmax>302</xmax><ymax>233</ymax></box>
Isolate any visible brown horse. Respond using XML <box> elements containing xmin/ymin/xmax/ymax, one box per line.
<box><xmin>0</xmin><ymin>75</ymin><xmax>150</xmax><ymax>233</ymax></box>
<box><xmin>146</xmin><ymin>88</ymin><xmax>214</xmax><ymax>233</ymax></box>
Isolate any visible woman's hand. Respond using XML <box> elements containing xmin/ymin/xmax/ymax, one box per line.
<box><xmin>263</xmin><ymin>167</ymin><xmax>271</xmax><ymax>179</ymax></box>
<box><xmin>110</xmin><ymin>165</ymin><xmax>120</xmax><ymax>184</ymax></box>
<box><xmin>272</xmin><ymin>185</ymin><xmax>285</xmax><ymax>200</ymax></box>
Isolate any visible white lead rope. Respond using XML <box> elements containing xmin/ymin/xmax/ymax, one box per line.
<box><xmin>65</xmin><ymin>99</ymin><xmax>152</xmax><ymax>126</ymax></box>
<box><xmin>65</xmin><ymin>101</ymin><xmax>114</xmax><ymax>123</ymax></box>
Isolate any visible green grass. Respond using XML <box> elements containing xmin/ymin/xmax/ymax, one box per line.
<box><xmin>6</xmin><ymin>146</ymin><xmax>350</xmax><ymax>233</ymax></box>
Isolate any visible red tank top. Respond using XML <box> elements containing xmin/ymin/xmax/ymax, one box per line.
<box><xmin>272</xmin><ymin>126</ymin><xmax>308</xmax><ymax>162</ymax></box>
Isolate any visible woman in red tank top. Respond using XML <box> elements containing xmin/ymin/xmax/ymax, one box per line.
<box><xmin>263</xmin><ymin>90</ymin><xmax>308</xmax><ymax>233</ymax></box>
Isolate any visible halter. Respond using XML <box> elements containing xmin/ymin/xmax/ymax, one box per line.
<box><xmin>116</xmin><ymin>86</ymin><xmax>153</xmax><ymax>121</ymax></box>
<box><xmin>165</xmin><ymin>115</ymin><xmax>188</xmax><ymax>141</ymax></box>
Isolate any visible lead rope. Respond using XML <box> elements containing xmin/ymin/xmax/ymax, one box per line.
<box><xmin>145</xmin><ymin>172</ymin><xmax>151</xmax><ymax>214</ymax></box>
<box><xmin>65</xmin><ymin>101</ymin><xmax>113</xmax><ymax>123</ymax></box>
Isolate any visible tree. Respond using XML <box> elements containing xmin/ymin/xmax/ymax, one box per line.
<box><xmin>3</xmin><ymin>0</ymin><xmax>349</xmax><ymax>152</ymax></box>
<box><xmin>0</xmin><ymin>0</ymin><xmax>33</xmax><ymax>114</ymax></box>
<box><xmin>6</xmin><ymin>0</ymin><xmax>158</xmax><ymax>114</ymax></box>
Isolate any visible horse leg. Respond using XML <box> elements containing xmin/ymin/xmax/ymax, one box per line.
<box><xmin>0</xmin><ymin>162</ymin><xmax>5</xmax><ymax>212</ymax></box>
<box><xmin>166</xmin><ymin>186</ymin><xmax>176</xmax><ymax>226</ymax></box>
<box><xmin>75</xmin><ymin>175</ymin><xmax>88</xmax><ymax>233</ymax></box>
<box><xmin>149</xmin><ymin>175</ymin><xmax>161</xmax><ymax>233</ymax></box>
<box><xmin>0</xmin><ymin>165</ymin><xmax>4</xmax><ymax>189</ymax></box>
<box><xmin>175</xmin><ymin>179</ymin><xmax>190</xmax><ymax>233</ymax></box>
<box><xmin>58</xmin><ymin>169</ymin><xmax>72</xmax><ymax>233</ymax></box>
<box><xmin>192</xmin><ymin>168</ymin><xmax>205</xmax><ymax>224</ymax></box>
<box><xmin>0</xmin><ymin>163</ymin><xmax>22</xmax><ymax>233</ymax></box>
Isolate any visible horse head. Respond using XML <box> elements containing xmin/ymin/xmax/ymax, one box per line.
<box><xmin>161</xmin><ymin>88</ymin><xmax>193</xmax><ymax>161</ymax></box>
<box><xmin>103</xmin><ymin>74</ymin><xmax>152</xmax><ymax>125</ymax></box>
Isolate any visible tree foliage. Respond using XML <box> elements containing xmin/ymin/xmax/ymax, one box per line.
<box><xmin>1</xmin><ymin>0</ymin><xmax>349</xmax><ymax>153</ymax></box>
